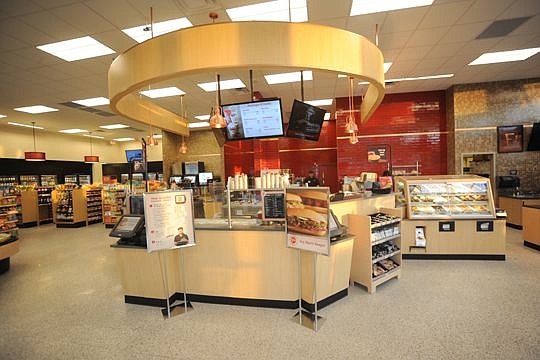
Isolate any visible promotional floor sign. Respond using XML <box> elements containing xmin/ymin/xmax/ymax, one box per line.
<box><xmin>286</xmin><ymin>188</ymin><xmax>330</xmax><ymax>256</ymax></box>
<box><xmin>144</xmin><ymin>190</ymin><xmax>196</xmax><ymax>253</ymax></box>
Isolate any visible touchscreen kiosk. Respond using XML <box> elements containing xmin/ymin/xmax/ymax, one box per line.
<box><xmin>110</xmin><ymin>215</ymin><xmax>145</xmax><ymax>239</ymax></box>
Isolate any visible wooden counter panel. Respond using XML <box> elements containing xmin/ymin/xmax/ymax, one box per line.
<box><xmin>523</xmin><ymin>206</ymin><xmax>540</xmax><ymax>247</ymax></box>
<box><xmin>331</xmin><ymin>194</ymin><xmax>395</xmax><ymax>225</ymax></box>
<box><xmin>0</xmin><ymin>240</ymin><xmax>19</xmax><ymax>260</ymax></box>
<box><xmin>498</xmin><ymin>197</ymin><xmax>540</xmax><ymax>227</ymax></box>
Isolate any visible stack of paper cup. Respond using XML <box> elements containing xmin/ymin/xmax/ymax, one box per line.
<box><xmin>255</xmin><ymin>177</ymin><xmax>262</xmax><ymax>189</ymax></box>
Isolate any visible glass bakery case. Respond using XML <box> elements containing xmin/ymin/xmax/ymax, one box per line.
<box><xmin>395</xmin><ymin>175</ymin><xmax>496</xmax><ymax>219</ymax></box>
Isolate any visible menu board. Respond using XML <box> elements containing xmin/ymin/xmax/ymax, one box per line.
<box><xmin>367</xmin><ymin>145</ymin><xmax>389</xmax><ymax>163</ymax></box>
<box><xmin>223</xmin><ymin>99</ymin><xmax>283</xmax><ymax>140</ymax></box>
<box><xmin>286</xmin><ymin>188</ymin><xmax>330</xmax><ymax>256</ymax></box>
<box><xmin>262</xmin><ymin>191</ymin><xmax>285</xmax><ymax>220</ymax></box>
<box><xmin>144</xmin><ymin>190</ymin><xmax>196</xmax><ymax>253</ymax></box>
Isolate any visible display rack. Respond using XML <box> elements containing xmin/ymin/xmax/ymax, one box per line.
<box><xmin>102</xmin><ymin>184</ymin><xmax>125</xmax><ymax>228</ymax></box>
<box><xmin>347</xmin><ymin>207</ymin><xmax>402</xmax><ymax>294</ymax></box>
<box><xmin>37</xmin><ymin>186</ymin><xmax>54</xmax><ymax>225</ymax></box>
<box><xmin>19</xmin><ymin>189</ymin><xmax>38</xmax><ymax>228</ymax></box>
<box><xmin>52</xmin><ymin>185</ymin><xmax>87</xmax><ymax>228</ymax></box>
<box><xmin>391</xmin><ymin>161</ymin><xmax>421</xmax><ymax>176</ymax></box>
<box><xmin>84</xmin><ymin>186</ymin><xmax>103</xmax><ymax>225</ymax></box>
<box><xmin>19</xmin><ymin>175</ymin><xmax>39</xmax><ymax>187</ymax></box>
<box><xmin>40</xmin><ymin>175</ymin><xmax>57</xmax><ymax>187</ymax></box>
<box><xmin>0</xmin><ymin>186</ymin><xmax>21</xmax><ymax>273</ymax></box>
<box><xmin>0</xmin><ymin>176</ymin><xmax>18</xmax><ymax>187</ymax></box>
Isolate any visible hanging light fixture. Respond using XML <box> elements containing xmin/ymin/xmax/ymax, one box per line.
<box><xmin>84</xmin><ymin>132</ymin><xmax>100</xmax><ymax>163</ymax></box>
<box><xmin>179</xmin><ymin>95</ymin><xmax>188</xmax><ymax>153</ymax></box>
<box><xmin>209</xmin><ymin>73</ymin><xmax>227</xmax><ymax>128</ymax></box>
<box><xmin>145</xmin><ymin>7</ymin><xmax>159</xmax><ymax>147</ymax></box>
<box><xmin>25</xmin><ymin>121</ymin><xmax>46</xmax><ymax>161</ymax></box>
<box><xmin>345</xmin><ymin>77</ymin><xmax>358</xmax><ymax>138</ymax></box>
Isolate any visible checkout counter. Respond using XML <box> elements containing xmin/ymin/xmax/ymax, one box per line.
<box><xmin>111</xmin><ymin>190</ymin><xmax>398</xmax><ymax>309</ymax></box>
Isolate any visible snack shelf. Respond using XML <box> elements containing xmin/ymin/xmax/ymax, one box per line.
<box><xmin>372</xmin><ymin>249</ymin><xmax>401</xmax><ymax>264</ymax></box>
<box><xmin>371</xmin><ymin>234</ymin><xmax>400</xmax><ymax>246</ymax></box>
<box><xmin>372</xmin><ymin>266</ymin><xmax>401</xmax><ymax>283</ymax></box>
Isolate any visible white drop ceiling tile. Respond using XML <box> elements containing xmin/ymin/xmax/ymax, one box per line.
<box><xmin>413</xmin><ymin>58</ymin><xmax>449</xmax><ymax>73</ymax></box>
<box><xmin>497</xmin><ymin>0</ymin><xmax>540</xmax><ymax>19</ymax></box>
<box><xmin>490</xmin><ymin>33</ymin><xmax>538</xmax><ymax>52</ymax></box>
<box><xmin>417</xmin><ymin>1</ymin><xmax>473</xmax><ymax>29</ymax></box>
<box><xmin>1</xmin><ymin>0</ymin><xmax>42</xmax><ymax>16</ymax></box>
<box><xmin>396</xmin><ymin>46</ymin><xmax>433</xmax><ymax>61</ymax></box>
<box><xmin>510</xmin><ymin>14</ymin><xmax>540</xmax><ymax>36</ymax></box>
<box><xmin>0</xmin><ymin>18</ymin><xmax>56</xmax><ymax>45</ymax></box>
<box><xmin>29</xmin><ymin>66</ymin><xmax>74</xmax><ymax>82</ymax></box>
<box><xmin>19</xmin><ymin>11</ymin><xmax>83</xmax><ymax>41</ymax></box>
<box><xmin>438</xmin><ymin>21</ymin><xmax>493</xmax><ymax>43</ymax></box>
<box><xmin>347</xmin><ymin>13</ymin><xmax>387</xmax><ymax>39</ymax></box>
<box><xmin>407</xmin><ymin>26</ymin><xmax>451</xmax><ymax>47</ymax></box>
<box><xmin>457</xmin><ymin>0</ymin><xmax>515</xmax><ymax>24</ymax></box>
<box><xmin>188</xmin><ymin>10</ymin><xmax>230</xmax><ymax>25</ymax></box>
<box><xmin>0</xmin><ymin>34</ymin><xmax>28</xmax><ymax>50</ymax></box>
<box><xmin>85</xmin><ymin>0</ymin><xmax>145</xmax><ymax>29</ymax></box>
<box><xmin>426</xmin><ymin>42</ymin><xmax>467</xmax><ymax>58</ymax></box>
<box><xmin>378</xmin><ymin>31</ymin><xmax>413</xmax><ymax>51</ymax></box>
<box><xmin>381</xmin><ymin>7</ymin><xmax>430</xmax><ymax>34</ymax></box>
<box><xmin>308</xmin><ymin>0</ymin><xmax>351</xmax><ymax>21</ymax></box>
<box><xmin>1</xmin><ymin>51</ymin><xmax>43</xmax><ymax>70</ymax></box>
<box><xmin>457</xmin><ymin>38</ymin><xmax>503</xmax><ymax>55</ymax></box>
<box><xmin>312</xmin><ymin>17</ymin><xmax>348</xmax><ymax>30</ymax></box>
<box><xmin>92</xmin><ymin>30</ymin><xmax>135</xmax><ymax>54</ymax></box>
<box><xmin>385</xmin><ymin>59</ymin><xmax>420</xmax><ymax>76</ymax></box>
<box><xmin>50</xmin><ymin>3</ymin><xmax>116</xmax><ymax>35</ymax></box>
<box><xmin>12</xmin><ymin>47</ymin><xmax>64</xmax><ymax>67</ymax></box>
<box><xmin>127</xmin><ymin>0</ymin><xmax>184</xmax><ymax>22</ymax></box>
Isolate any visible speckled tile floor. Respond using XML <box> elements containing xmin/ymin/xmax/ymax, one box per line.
<box><xmin>1</xmin><ymin>224</ymin><xmax>539</xmax><ymax>359</ymax></box>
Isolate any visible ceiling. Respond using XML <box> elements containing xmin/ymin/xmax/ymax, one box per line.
<box><xmin>0</xmin><ymin>0</ymin><xmax>539</xmax><ymax>142</ymax></box>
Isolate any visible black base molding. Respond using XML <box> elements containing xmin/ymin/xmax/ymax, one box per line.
<box><xmin>20</xmin><ymin>221</ymin><xmax>38</xmax><ymax>228</ymax></box>
<box><xmin>87</xmin><ymin>219</ymin><xmax>103</xmax><ymax>225</ymax></box>
<box><xmin>524</xmin><ymin>241</ymin><xmax>540</xmax><ymax>251</ymax></box>
<box><xmin>105</xmin><ymin>224</ymin><xmax>115</xmax><ymax>229</ymax></box>
<box><xmin>403</xmin><ymin>253</ymin><xmax>505</xmax><ymax>261</ymax></box>
<box><xmin>0</xmin><ymin>257</ymin><xmax>10</xmax><ymax>275</ymax></box>
<box><xmin>56</xmin><ymin>221</ymin><xmax>86</xmax><ymax>228</ymax></box>
<box><xmin>125</xmin><ymin>288</ymin><xmax>349</xmax><ymax>310</ymax></box>
<box><xmin>39</xmin><ymin>219</ymin><xmax>53</xmax><ymax>225</ymax></box>
<box><xmin>506</xmin><ymin>223</ymin><xmax>522</xmax><ymax>230</ymax></box>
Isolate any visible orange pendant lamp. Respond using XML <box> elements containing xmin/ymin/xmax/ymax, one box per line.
<box><xmin>25</xmin><ymin>122</ymin><xmax>46</xmax><ymax>161</ymax></box>
<box><xmin>179</xmin><ymin>95</ymin><xmax>188</xmax><ymax>153</ymax></box>
<box><xmin>84</xmin><ymin>132</ymin><xmax>100</xmax><ymax>163</ymax></box>
<box><xmin>209</xmin><ymin>74</ymin><xmax>226</xmax><ymax>128</ymax></box>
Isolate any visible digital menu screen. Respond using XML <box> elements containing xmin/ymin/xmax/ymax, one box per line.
<box><xmin>223</xmin><ymin>99</ymin><xmax>284</xmax><ymax>141</ymax></box>
<box><xmin>286</xmin><ymin>99</ymin><xmax>326</xmax><ymax>141</ymax></box>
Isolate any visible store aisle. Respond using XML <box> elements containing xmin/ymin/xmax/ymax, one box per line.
<box><xmin>0</xmin><ymin>224</ymin><xmax>539</xmax><ymax>360</ymax></box>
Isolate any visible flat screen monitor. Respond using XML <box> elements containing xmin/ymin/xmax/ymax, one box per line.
<box><xmin>184</xmin><ymin>161</ymin><xmax>200</xmax><ymax>175</ymax></box>
<box><xmin>198</xmin><ymin>172</ymin><xmax>213</xmax><ymax>185</ymax></box>
<box><xmin>129</xmin><ymin>195</ymin><xmax>144</xmax><ymax>215</ymax></box>
<box><xmin>125</xmin><ymin>149</ymin><xmax>143</xmax><ymax>162</ymax></box>
<box><xmin>222</xmin><ymin>98</ymin><xmax>284</xmax><ymax>141</ymax></box>
<box><xmin>109</xmin><ymin>215</ymin><xmax>145</xmax><ymax>238</ymax></box>
<box><xmin>184</xmin><ymin>175</ymin><xmax>197</xmax><ymax>185</ymax></box>
<box><xmin>286</xmin><ymin>99</ymin><xmax>326</xmax><ymax>141</ymax></box>
<box><xmin>169</xmin><ymin>176</ymin><xmax>182</xmax><ymax>185</ymax></box>
<box><xmin>527</xmin><ymin>122</ymin><xmax>540</xmax><ymax>151</ymax></box>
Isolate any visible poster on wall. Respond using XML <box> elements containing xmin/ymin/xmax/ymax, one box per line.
<box><xmin>497</xmin><ymin>125</ymin><xmax>523</xmax><ymax>153</ymax></box>
<box><xmin>144</xmin><ymin>190</ymin><xmax>196</xmax><ymax>253</ymax></box>
<box><xmin>367</xmin><ymin>145</ymin><xmax>389</xmax><ymax>163</ymax></box>
<box><xmin>286</xmin><ymin>188</ymin><xmax>330</xmax><ymax>256</ymax></box>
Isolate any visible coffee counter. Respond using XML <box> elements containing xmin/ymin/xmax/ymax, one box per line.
<box><xmin>498</xmin><ymin>194</ymin><xmax>540</xmax><ymax>229</ymax></box>
<box><xmin>522</xmin><ymin>205</ymin><xmax>540</xmax><ymax>251</ymax></box>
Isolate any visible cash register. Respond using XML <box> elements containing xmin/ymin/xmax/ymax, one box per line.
<box><xmin>109</xmin><ymin>214</ymin><xmax>146</xmax><ymax>247</ymax></box>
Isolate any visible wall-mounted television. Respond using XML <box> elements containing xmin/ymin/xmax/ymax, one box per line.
<box><xmin>286</xmin><ymin>99</ymin><xmax>326</xmax><ymax>141</ymax></box>
<box><xmin>527</xmin><ymin>122</ymin><xmax>540</xmax><ymax>151</ymax></box>
<box><xmin>222</xmin><ymin>98</ymin><xmax>284</xmax><ymax>141</ymax></box>
<box><xmin>125</xmin><ymin>149</ymin><xmax>143</xmax><ymax>162</ymax></box>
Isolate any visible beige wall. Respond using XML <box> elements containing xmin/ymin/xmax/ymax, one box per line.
<box><xmin>447</xmin><ymin>78</ymin><xmax>540</xmax><ymax>191</ymax></box>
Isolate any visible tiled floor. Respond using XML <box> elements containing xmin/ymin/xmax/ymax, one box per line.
<box><xmin>0</xmin><ymin>224</ymin><xmax>539</xmax><ymax>359</ymax></box>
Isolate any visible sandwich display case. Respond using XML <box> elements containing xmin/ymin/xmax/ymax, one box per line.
<box><xmin>395</xmin><ymin>175</ymin><xmax>496</xmax><ymax>219</ymax></box>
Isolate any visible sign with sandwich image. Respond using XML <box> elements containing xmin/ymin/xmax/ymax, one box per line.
<box><xmin>286</xmin><ymin>188</ymin><xmax>330</xmax><ymax>256</ymax></box>
<box><xmin>367</xmin><ymin>145</ymin><xmax>388</xmax><ymax>163</ymax></box>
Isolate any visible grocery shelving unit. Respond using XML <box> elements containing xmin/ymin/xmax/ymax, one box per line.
<box><xmin>52</xmin><ymin>186</ymin><xmax>87</xmax><ymax>228</ymax></box>
<box><xmin>0</xmin><ymin>176</ymin><xmax>19</xmax><ymax>187</ymax></box>
<box><xmin>19</xmin><ymin>189</ymin><xmax>38</xmax><ymax>228</ymax></box>
<box><xmin>37</xmin><ymin>186</ymin><xmax>54</xmax><ymax>225</ymax></box>
<box><xmin>102</xmin><ymin>184</ymin><xmax>125</xmax><ymax>228</ymax></box>
<box><xmin>0</xmin><ymin>187</ymin><xmax>20</xmax><ymax>274</ymax></box>
<box><xmin>347</xmin><ymin>207</ymin><xmax>402</xmax><ymax>294</ymax></box>
<box><xmin>19</xmin><ymin>175</ymin><xmax>39</xmax><ymax>187</ymax></box>
<box><xmin>84</xmin><ymin>187</ymin><xmax>103</xmax><ymax>225</ymax></box>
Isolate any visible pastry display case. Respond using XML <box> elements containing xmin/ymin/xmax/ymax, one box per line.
<box><xmin>395</xmin><ymin>175</ymin><xmax>496</xmax><ymax>220</ymax></box>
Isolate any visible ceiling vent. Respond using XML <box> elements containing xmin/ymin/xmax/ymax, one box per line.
<box><xmin>476</xmin><ymin>17</ymin><xmax>530</xmax><ymax>39</ymax></box>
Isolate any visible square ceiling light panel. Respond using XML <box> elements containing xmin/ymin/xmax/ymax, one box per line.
<box><xmin>8</xmin><ymin>122</ymin><xmax>44</xmax><ymax>129</ymax></box>
<box><xmin>99</xmin><ymin>124</ymin><xmax>129</xmax><ymax>130</ymax></box>
<box><xmin>122</xmin><ymin>17</ymin><xmax>193</xmax><ymax>43</ymax></box>
<box><xmin>264</xmin><ymin>71</ymin><xmax>313</xmax><ymax>84</ymax></box>
<box><xmin>83</xmin><ymin>134</ymin><xmax>105</xmax><ymax>139</ymax></box>
<box><xmin>469</xmin><ymin>47</ymin><xmax>540</xmax><ymax>65</ymax></box>
<box><xmin>198</xmin><ymin>79</ymin><xmax>246</xmax><ymax>92</ymax></box>
<box><xmin>350</xmin><ymin>0</ymin><xmax>433</xmax><ymax>16</ymax></box>
<box><xmin>227</xmin><ymin>0</ymin><xmax>307</xmax><ymax>22</ymax></box>
<box><xmin>14</xmin><ymin>105</ymin><xmax>59</xmax><ymax>114</ymax></box>
<box><xmin>37</xmin><ymin>36</ymin><xmax>115</xmax><ymax>61</ymax></box>
<box><xmin>140</xmin><ymin>87</ymin><xmax>186</xmax><ymax>98</ymax></box>
<box><xmin>72</xmin><ymin>97</ymin><xmax>110</xmax><ymax>107</ymax></box>
<box><xmin>189</xmin><ymin>122</ymin><xmax>210</xmax><ymax>128</ymax></box>
<box><xmin>113</xmin><ymin>137</ymin><xmax>135</xmax><ymax>141</ymax></box>
<box><xmin>195</xmin><ymin>115</ymin><xmax>210</xmax><ymax>121</ymax></box>
<box><xmin>358</xmin><ymin>73</ymin><xmax>454</xmax><ymax>84</ymax></box>
<box><xmin>59</xmin><ymin>129</ymin><xmax>88</xmax><ymax>134</ymax></box>
<box><xmin>0</xmin><ymin>114</ymin><xmax>6</xmax><ymax>118</ymax></box>
<box><xmin>324</xmin><ymin>113</ymin><xmax>331</xmax><ymax>120</ymax></box>
<box><xmin>306</xmin><ymin>99</ymin><xmax>333</xmax><ymax>106</ymax></box>
<box><xmin>338</xmin><ymin>62</ymin><xmax>393</xmax><ymax>77</ymax></box>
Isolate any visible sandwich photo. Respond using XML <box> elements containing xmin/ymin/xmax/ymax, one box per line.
<box><xmin>296</xmin><ymin>190</ymin><xmax>328</xmax><ymax>213</ymax></box>
<box><xmin>286</xmin><ymin>192</ymin><xmax>304</xmax><ymax>208</ymax></box>
<box><xmin>286</xmin><ymin>208</ymin><xmax>327</xmax><ymax>237</ymax></box>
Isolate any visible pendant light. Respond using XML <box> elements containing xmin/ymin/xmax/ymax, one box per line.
<box><xmin>179</xmin><ymin>95</ymin><xmax>188</xmax><ymax>154</ymax></box>
<box><xmin>145</xmin><ymin>7</ymin><xmax>159</xmax><ymax>147</ymax></box>
<box><xmin>25</xmin><ymin>121</ymin><xmax>46</xmax><ymax>161</ymax></box>
<box><xmin>345</xmin><ymin>77</ymin><xmax>358</xmax><ymax>137</ymax></box>
<box><xmin>209</xmin><ymin>73</ymin><xmax>226</xmax><ymax>128</ymax></box>
<box><xmin>84</xmin><ymin>132</ymin><xmax>100</xmax><ymax>163</ymax></box>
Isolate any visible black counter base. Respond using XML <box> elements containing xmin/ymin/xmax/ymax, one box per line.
<box><xmin>524</xmin><ymin>241</ymin><xmax>540</xmax><ymax>251</ymax></box>
<box><xmin>20</xmin><ymin>221</ymin><xmax>38</xmax><ymax>228</ymax></box>
<box><xmin>0</xmin><ymin>257</ymin><xmax>10</xmax><ymax>274</ymax></box>
<box><xmin>105</xmin><ymin>224</ymin><xmax>115</xmax><ymax>229</ymax></box>
<box><xmin>56</xmin><ymin>221</ymin><xmax>86</xmax><ymax>228</ymax></box>
<box><xmin>403</xmin><ymin>254</ymin><xmax>505</xmax><ymax>261</ymax></box>
<box><xmin>39</xmin><ymin>219</ymin><xmax>53</xmax><ymax>225</ymax></box>
<box><xmin>124</xmin><ymin>288</ymin><xmax>349</xmax><ymax>311</ymax></box>
<box><xmin>87</xmin><ymin>219</ymin><xmax>103</xmax><ymax>225</ymax></box>
<box><xmin>506</xmin><ymin>223</ymin><xmax>522</xmax><ymax>230</ymax></box>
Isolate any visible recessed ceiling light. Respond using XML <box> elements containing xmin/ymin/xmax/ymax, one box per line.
<box><xmin>152</xmin><ymin>134</ymin><xmax>163</xmax><ymax>139</ymax></box>
<box><xmin>197</xmin><ymin>79</ymin><xmax>246</xmax><ymax>92</ymax></box>
<box><xmin>468</xmin><ymin>47</ymin><xmax>540</xmax><ymax>65</ymax></box>
<box><xmin>72</xmin><ymin>97</ymin><xmax>109</xmax><ymax>107</ymax></box>
<box><xmin>324</xmin><ymin>113</ymin><xmax>331</xmax><ymax>120</ymax></box>
<box><xmin>140</xmin><ymin>86</ymin><xmax>186</xmax><ymax>98</ymax></box>
<box><xmin>195</xmin><ymin>115</ymin><xmax>210</xmax><ymax>121</ymax></box>
<box><xmin>227</xmin><ymin>0</ymin><xmax>308</xmax><ymax>22</ymax></box>
<box><xmin>358</xmin><ymin>73</ymin><xmax>454</xmax><ymax>84</ymax></box>
<box><xmin>113</xmin><ymin>137</ymin><xmax>135</xmax><ymax>142</ymax></box>
<box><xmin>350</xmin><ymin>0</ymin><xmax>434</xmax><ymax>16</ymax></box>
<box><xmin>0</xmin><ymin>114</ymin><xmax>6</xmax><ymax>118</ymax></box>
<box><xmin>59</xmin><ymin>129</ymin><xmax>88</xmax><ymax>134</ymax></box>
<box><xmin>83</xmin><ymin>134</ymin><xmax>105</xmax><ymax>139</ymax></box>
<box><xmin>36</xmin><ymin>36</ymin><xmax>115</xmax><ymax>61</ymax></box>
<box><xmin>8</xmin><ymin>122</ymin><xmax>44</xmax><ymax>129</ymax></box>
<box><xmin>14</xmin><ymin>105</ymin><xmax>59</xmax><ymax>114</ymax></box>
<box><xmin>99</xmin><ymin>124</ymin><xmax>129</xmax><ymax>129</ymax></box>
<box><xmin>122</xmin><ymin>17</ymin><xmax>193</xmax><ymax>43</ymax></box>
<box><xmin>338</xmin><ymin>62</ymin><xmax>393</xmax><ymax>78</ymax></box>
<box><xmin>305</xmin><ymin>99</ymin><xmax>333</xmax><ymax>106</ymax></box>
<box><xmin>264</xmin><ymin>71</ymin><xmax>313</xmax><ymax>85</ymax></box>
<box><xmin>189</xmin><ymin>122</ymin><xmax>210</xmax><ymax>128</ymax></box>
